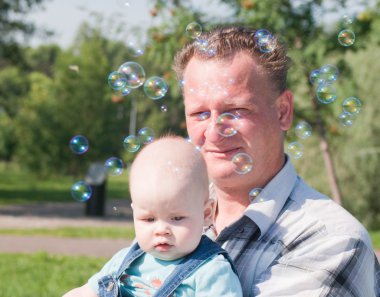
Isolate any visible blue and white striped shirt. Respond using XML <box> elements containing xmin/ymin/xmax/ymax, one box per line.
<box><xmin>207</xmin><ymin>158</ymin><xmax>380</xmax><ymax>296</ymax></box>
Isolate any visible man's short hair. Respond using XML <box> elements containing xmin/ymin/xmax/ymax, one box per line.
<box><xmin>173</xmin><ymin>26</ymin><xmax>292</xmax><ymax>94</ymax></box>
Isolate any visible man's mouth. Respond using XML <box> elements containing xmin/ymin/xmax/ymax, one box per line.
<box><xmin>205</xmin><ymin>147</ymin><xmax>241</xmax><ymax>158</ymax></box>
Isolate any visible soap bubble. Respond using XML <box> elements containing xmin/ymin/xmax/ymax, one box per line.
<box><xmin>69</xmin><ymin>135</ymin><xmax>89</xmax><ymax>154</ymax></box>
<box><xmin>319</xmin><ymin>64</ymin><xmax>339</xmax><ymax>83</ymax></box>
<box><xmin>338</xmin><ymin>29</ymin><xmax>355</xmax><ymax>47</ymax></box>
<box><xmin>216</xmin><ymin>112</ymin><xmax>241</xmax><ymax>137</ymax></box>
<box><xmin>185</xmin><ymin>22</ymin><xmax>202</xmax><ymax>39</ymax></box>
<box><xmin>108</xmin><ymin>71</ymin><xmax>127</xmax><ymax>90</ymax></box>
<box><xmin>339</xmin><ymin>111</ymin><xmax>354</xmax><ymax>127</ymax></box>
<box><xmin>118</xmin><ymin>62</ymin><xmax>146</xmax><ymax>88</ymax></box>
<box><xmin>295</xmin><ymin>121</ymin><xmax>312</xmax><ymax>140</ymax></box>
<box><xmin>138</xmin><ymin>127</ymin><xmax>155</xmax><ymax>144</ymax></box>
<box><xmin>316</xmin><ymin>83</ymin><xmax>337</xmax><ymax>104</ymax></box>
<box><xmin>232</xmin><ymin>153</ymin><xmax>253</xmax><ymax>175</ymax></box>
<box><xmin>143</xmin><ymin>76</ymin><xmax>168</xmax><ymax>99</ymax></box>
<box><xmin>342</xmin><ymin>97</ymin><xmax>362</xmax><ymax>115</ymax></box>
<box><xmin>71</xmin><ymin>181</ymin><xmax>92</xmax><ymax>202</ymax></box>
<box><xmin>160</xmin><ymin>105</ymin><xmax>168</xmax><ymax>112</ymax></box>
<box><xmin>126</xmin><ymin>41</ymin><xmax>144</xmax><ymax>57</ymax></box>
<box><xmin>249</xmin><ymin>188</ymin><xmax>263</xmax><ymax>203</ymax></box>
<box><xmin>287</xmin><ymin>141</ymin><xmax>304</xmax><ymax>160</ymax></box>
<box><xmin>105</xmin><ymin>157</ymin><xmax>124</xmax><ymax>176</ymax></box>
<box><xmin>123</xmin><ymin>135</ymin><xmax>141</xmax><ymax>153</ymax></box>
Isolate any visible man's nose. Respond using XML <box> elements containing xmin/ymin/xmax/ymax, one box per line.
<box><xmin>205</xmin><ymin>116</ymin><xmax>224</xmax><ymax>143</ymax></box>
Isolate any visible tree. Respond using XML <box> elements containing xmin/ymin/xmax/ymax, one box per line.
<box><xmin>0</xmin><ymin>0</ymin><xmax>47</xmax><ymax>67</ymax></box>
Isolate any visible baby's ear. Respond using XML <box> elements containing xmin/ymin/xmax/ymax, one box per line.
<box><xmin>203</xmin><ymin>199</ymin><xmax>215</xmax><ymax>226</ymax></box>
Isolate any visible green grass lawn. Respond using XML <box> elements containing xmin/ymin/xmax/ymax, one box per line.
<box><xmin>0</xmin><ymin>162</ymin><xmax>130</xmax><ymax>204</ymax></box>
<box><xmin>370</xmin><ymin>230</ymin><xmax>380</xmax><ymax>249</ymax></box>
<box><xmin>0</xmin><ymin>226</ymin><xmax>135</xmax><ymax>239</ymax></box>
<box><xmin>0</xmin><ymin>252</ymin><xmax>106</xmax><ymax>297</ymax></box>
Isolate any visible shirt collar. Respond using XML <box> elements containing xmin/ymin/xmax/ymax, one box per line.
<box><xmin>244</xmin><ymin>156</ymin><xmax>298</xmax><ymax>239</ymax></box>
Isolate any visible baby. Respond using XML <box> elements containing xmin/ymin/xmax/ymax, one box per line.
<box><xmin>63</xmin><ymin>136</ymin><xmax>242</xmax><ymax>297</ymax></box>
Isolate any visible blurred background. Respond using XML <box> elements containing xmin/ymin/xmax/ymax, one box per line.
<box><xmin>0</xmin><ymin>0</ymin><xmax>380</xmax><ymax>295</ymax></box>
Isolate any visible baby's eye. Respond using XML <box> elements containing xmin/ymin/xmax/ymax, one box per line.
<box><xmin>172</xmin><ymin>216</ymin><xmax>184</xmax><ymax>221</ymax></box>
<box><xmin>143</xmin><ymin>217</ymin><xmax>155</xmax><ymax>222</ymax></box>
<box><xmin>196</xmin><ymin>111</ymin><xmax>211</xmax><ymax>121</ymax></box>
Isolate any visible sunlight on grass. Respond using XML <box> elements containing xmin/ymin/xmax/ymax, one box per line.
<box><xmin>0</xmin><ymin>252</ymin><xmax>106</xmax><ymax>296</ymax></box>
<box><xmin>0</xmin><ymin>226</ymin><xmax>135</xmax><ymax>239</ymax></box>
<box><xmin>0</xmin><ymin>162</ymin><xmax>130</xmax><ymax>204</ymax></box>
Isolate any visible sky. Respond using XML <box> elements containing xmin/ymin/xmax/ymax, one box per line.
<box><xmin>26</xmin><ymin>0</ymin><xmax>232</xmax><ymax>48</ymax></box>
<box><xmin>25</xmin><ymin>0</ymin><xmax>374</xmax><ymax>49</ymax></box>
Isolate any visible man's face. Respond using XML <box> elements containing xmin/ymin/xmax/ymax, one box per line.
<box><xmin>183</xmin><ymin>52</ymin><xmax>293</xmax><ymax>190</ymax></box>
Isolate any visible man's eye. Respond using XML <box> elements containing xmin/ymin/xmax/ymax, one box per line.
<box><xmin>172</xmin><ymin>216</ymin><xmax>184</xmax><ymax>221</ymax></box>
<box><xmin>196</xmin><ymin>111</ymin><xmax>210</xmax><ymax>121</ymax></box>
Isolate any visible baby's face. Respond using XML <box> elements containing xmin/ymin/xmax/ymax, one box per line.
<box><xmin>131</xmin><ymin>178</ymin><xmax>210</xmax><ymax>261</ymax></box>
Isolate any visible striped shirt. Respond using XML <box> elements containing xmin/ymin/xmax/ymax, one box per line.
<box><xmin>206</xmin><ymin>158</ymin><xmax>380</xmax><ymax>296</ymax></box>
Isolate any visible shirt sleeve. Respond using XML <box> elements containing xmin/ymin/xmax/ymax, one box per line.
<box><xmin>194</xmin><ymin>254</ymin><xmax>243</xmax><ymax>297</ymax></box>
<box><xmin>252</xmin><ymin>236</ymin><xmax>379</xmax><ymax>296</ymax></box>
<box><xmin>88</xmin><ymin>247</ymin><xmax>130</xmax><ymax>295</ymax></box>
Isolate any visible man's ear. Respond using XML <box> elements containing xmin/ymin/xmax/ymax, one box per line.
<box><xmin>276</xmin><ymin>89</ymin><xmax>293</xmax><ymax>131</ymax></box>
<box><xmin>204</xmin><ymin>199</ymin><xmax>215</xmax><ymax>226</ymax></box>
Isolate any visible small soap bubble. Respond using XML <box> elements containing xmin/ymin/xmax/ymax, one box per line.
<box><xmin>216</xmin><ymin>112</ymin><xmax>241</xmax><ymax>137</ymax></box>
<box><xmin>126</xmin><ymin>41</ymin><xmax>144</xmax><ymax>57</ymax></box>
<box><xmin>295</xmin><ymin>121</ymin><xmax>312</xmax><ymax>140</ymax></box>
<box><xmin>341</xmin><ymin>15</ymin><xmax>354</xmax><ymax>26</ymax></box>
<box><xmin>123</xmin><ymin>135</ymin><xmax>141</xmax><ymax>153</ymax></box>
<box><xmin>138</xmin><ymin>127</ymin><xmax>155</xmax><ymax>144</ymax></box>
<box><xmin>342</xmin><ymin>97</ymin><xmax>362</xmax><ymax>115</ymax></box>
<box><xmin>108</xmin><ymin>71</ymin><xmax>127</xmax><ymax>90</ymax></box>
<box><xmin>143</xmin><ymin>76</ymin><xmax>168</xmax><ymax>99</ymax></box>
<box><xmin>319</xmin><ymin>64</ymin><xmax>339</xmax><ymax>83</ymax></box>
<box><xmin>339</xmin><ymin>111</ymin><xmax>354</xmax><ymax>127</ymax></box>
<box><xmin>338</xmin><ymin>29</ymin><xmax>355</xmax><ymax>47</ymax></box>
<box><xmin>316</xmin><ymin>84</ymin><xmax>337</xmax><ymax>104</ymax></box>
<box><xmin>118</xmin><ymin>62</ymin><xmax>146</xmax><ymax>89</ymax></box>
<box><xmin>256</xmin><ymin>32</ymin><xmax>276</xmax><ymax>53</ymax></box>
<box><xmin>254</xmin><ymin>29</ymin><xmax>272</xmax><ymax>42</ymax></box>
<box><xmin>71</xmin><ymin>181</ymin><xmax>92</xmax><ymax>202</ymax></box>
<box><xmin>198</xmin><ymin>111</ymin><xmax>210</xmax><ymax>121</ymax></box>
<box><xmin>232</xmin><ymin>153</ymin><xmax>253</xmax><ymax>175</ymax></box>
<box><xmin>249</xmin><ymin>188</ymin><xmax>263</xmax><ymax>203</ymax></box>
<box><xmin>116</xmin><ymin>0</ymin><xmax>130</xmax><ymax>8</ymax></box>
<box><xmin>69</xmin><ymin>135</ymin><xmax>89</xmax><ymax>154</ymax></box>
<box><xmin>309</xmin><ymin>69</ymin><xmax>323</xmax><ymax>85</ymax></box>
<box><xmin>287</xmin><ymin>141</ymin><xmax>304</xmax><ymax>160</ymax></box>
<box><xmin>185</xmin><ymin>22</ymin><xmax>202</xmax><ymax>39</ymax></box>
<box><xmin>116</xmin><ymin>86</ymin><xmax>131</xmax><ymax>97</ymax></box>
<box><xmin>105</xmin><ymin>157</ymin><xmax>124</xmax><ymax>176</ymax></box>
<box><xmin>160</xmin><ymin>105</ymin><xmax>168</xmax><ymax>112</ymax></box>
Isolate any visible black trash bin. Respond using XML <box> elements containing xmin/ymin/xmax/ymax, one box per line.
<box><xmin>85</xmin><ymin>163</ymin><xmax>108</xmax><ymax>217</ymax></box>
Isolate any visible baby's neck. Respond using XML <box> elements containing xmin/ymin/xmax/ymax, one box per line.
<box><xmin>213</xmin><ymin>188</ymin><xmax>249</xmax><ymax>234</ymax></box>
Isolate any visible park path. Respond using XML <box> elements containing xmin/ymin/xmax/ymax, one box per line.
<box><xmin>0</xmin><ymin>199</ymin><xmax>134</xmax><ymax>258</ymax></box>
<box><xmin>0</xmin><ymin>200</ymin><xmax>379</xmax><ymax>261</ymax></box>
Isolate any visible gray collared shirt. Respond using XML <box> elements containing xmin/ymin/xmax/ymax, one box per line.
<box><xmin>206</xmin><ymin>158</ymin><xmax>380</xmax><ymax>296</ymax></box>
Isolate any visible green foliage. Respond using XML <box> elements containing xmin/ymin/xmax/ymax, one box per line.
<box><xmin>0</xmin><ymin>252</ymin><xmax>105</xmax><ymax>297</ymax></box>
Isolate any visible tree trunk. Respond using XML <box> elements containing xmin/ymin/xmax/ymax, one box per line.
<box><xmin>311</xmin><ymin>92</ymin><xmax>342</xmax><ymax>205</ymax></box>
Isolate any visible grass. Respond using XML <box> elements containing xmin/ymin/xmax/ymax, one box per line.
<box><xmin>0</xmin><ymin>162</ymin><xmax>130</xmax><ymax>204</ymax></box>
<box><xmin>0</xmin><ymin>226</ymin><xmax>135</xmax><ymax>239</ymax></box>
<box><xmin>0</xmin><ymin>252</ymin><xmax>106</xmax><ymax>297</ymax></box>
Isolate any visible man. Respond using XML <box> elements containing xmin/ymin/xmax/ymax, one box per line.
<box><xmin>173</xmin><ymin>26</ymin><xmax>380</xmax><ymax>296</ymax></box>
<box><xmin>64</xmin><ymin>26</ymin><xmax>380</xmax><ymax>297</ymax></box>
